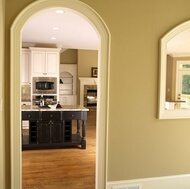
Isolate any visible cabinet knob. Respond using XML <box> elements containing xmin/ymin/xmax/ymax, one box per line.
<box><xmin>28</xmin><ymin>115</ymin><xmax>31</xmax><ymax>117</ymax></box>
<box><xmin>50</xmin><ymin>115</ymin><xmax>53</xmax><ymax>117</ymax></box>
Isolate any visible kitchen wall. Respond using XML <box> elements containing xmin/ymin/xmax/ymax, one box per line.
<box><xmin>3</xmin><ymin>0</ymin><xmax>190</xmax><ymax>188</ymax></box>
<box><xmin>78</xmin><ymin>49</ymin><xmax>98</xmax><ymax>77</ymax></box>
<box><xmin>60</xmin><ymin>49</ymin><xmax>77</xmax><ymax>64</ymax></box>
<box><xmin>61</xmin><ymin>49</ymin><xmax>98</xmax><ymax>77</ymax></box>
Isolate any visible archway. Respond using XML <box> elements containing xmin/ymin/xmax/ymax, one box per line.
<box><xmin>10</xmin><ymin>0</ymin><xmax>110</xmax><ymax>188</ymax></box>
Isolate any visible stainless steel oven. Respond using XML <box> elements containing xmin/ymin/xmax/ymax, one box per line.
<box><xmin>33</xmin><ymin>77</ymin><xmax>57</xmax><ymax>94</ymax></box>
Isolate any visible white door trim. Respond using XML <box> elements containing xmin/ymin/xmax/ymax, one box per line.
<box><xmin>0</xmin><ymin>0</ymin><xmax>5</xmax><ymax>188</ymax></box>
<box><xmin>10</xmin><ymin>0</ymin><xmax>110</xmax><ymax>188</ymax></box>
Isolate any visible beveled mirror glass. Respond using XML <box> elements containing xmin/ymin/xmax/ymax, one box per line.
<box><xmin>158</xmin><ymin>20</ymin><xmax>190</xmax><ymax>119</ymax></box>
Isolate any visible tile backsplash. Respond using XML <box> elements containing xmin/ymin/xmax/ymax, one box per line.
<box><xmin>21</xmin><ymin>85</ymin><xmax>31</xmax><ymax>101</ymax></box>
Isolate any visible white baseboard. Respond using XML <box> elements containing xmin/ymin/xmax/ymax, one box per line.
<box><xmin>107</xmin><ymin>174</ymin><xmax>190</xmax><ymax>189</ymax></box>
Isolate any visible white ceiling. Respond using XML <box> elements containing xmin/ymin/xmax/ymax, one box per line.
<box><xmin>22</xmin><ymin>8</ymin><xmax>100</xmax><ymax>50</ymax></box>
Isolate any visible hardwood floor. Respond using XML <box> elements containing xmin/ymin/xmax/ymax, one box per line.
<box><xmin>22</xmin><ymin>111</ymin><xmax>96</xmax><ymax>189</ymax></box>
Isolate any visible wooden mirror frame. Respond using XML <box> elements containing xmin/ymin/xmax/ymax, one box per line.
<box><xmin>158</xmin><ymin>20</ymin><xmax>190</xmax><ymax>119</ymax></box>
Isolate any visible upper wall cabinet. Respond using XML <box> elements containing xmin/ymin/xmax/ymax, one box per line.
<box><xmin>30</xmin><ymin>47</ymin><xmax>61</xmax><ymax>77</ymax></box>
<box><xmin>158</xmin><ymin>20</ymin><xmax>190</xmax><ymax>119</ymax></box>
<box><xmin>21</xmin><ymin>48</ymin><xmax>31</xmax><ymax>85</ymax></box>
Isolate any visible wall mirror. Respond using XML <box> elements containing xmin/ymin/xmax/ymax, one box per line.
<box><xmin>158</xmin><ymin>20</ymin><xmax>190</xmax><ymax>119</ymax></box>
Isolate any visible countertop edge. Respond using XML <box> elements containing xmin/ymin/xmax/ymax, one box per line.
<box><xmin>21</xmin><ymin>105</ymin><xmax>89</xmax><ymax>111</ymax></box>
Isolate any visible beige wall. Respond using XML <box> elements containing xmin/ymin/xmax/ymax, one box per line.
<box><xmin>60</xmin><ymin>49</ymin><xmax>98</xmax><ymax>77</ymax></box>
<box><xmin>4</xmin><ymin>0</ymin><xmax>190</xmax><ymax>185</ymax></box>
<box><xmin>60</xmin><ymin>49</ymin><xmax>77</xmax><ymax>64</ymax></box>
<box><xmin>78</xmin><ymin>49</ymin><xmax>98</xmax><ymax>77</ymax></box>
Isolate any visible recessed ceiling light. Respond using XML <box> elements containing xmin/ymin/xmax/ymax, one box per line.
<box><xmin>55</xmin><ymin>10</ymin><xmax>64</xmax><ymax>14</ymax></box>
<box><xmin>51</xmin><ymin>37</ymin><xmax>56</xmax><ymax>40</ymax></box>
<box><xmin>53</xmin><ymin>27</ymin><xmax>60</xmax><ymax>30</ymax></box>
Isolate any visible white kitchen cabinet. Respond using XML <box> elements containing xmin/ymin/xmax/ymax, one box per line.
<box><xmin>30</xmin><ymin>47</ymin><xmax>61</xmax><ymax>77</ymax></box>
<box><xmin>21</xmin><ymin>49</ymin><xmax>31</xmax><ymax>85</ymax></box>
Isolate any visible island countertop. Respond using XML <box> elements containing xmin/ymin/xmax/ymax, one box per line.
<box><xmin>21</xmin><ymin>105</ymin><xmax>89</xmax><ymax>111</ymax></box>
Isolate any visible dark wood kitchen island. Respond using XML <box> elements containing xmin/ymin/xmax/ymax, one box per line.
<box><xmin>21</xmin><ymin>105</ymin><xmax>89</xmax><ymax>150</ymax></box>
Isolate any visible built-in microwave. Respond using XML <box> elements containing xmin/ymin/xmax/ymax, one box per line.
<box><xmin>33</xmin><ymin>77</ymin><xmax>57</xmax><ymax>94</ymax></box>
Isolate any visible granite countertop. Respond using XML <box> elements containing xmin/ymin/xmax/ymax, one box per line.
<box><xmin>21</xmin><ymin>105</ymin><xmax>89</xmax><ymax>111</ymax></box>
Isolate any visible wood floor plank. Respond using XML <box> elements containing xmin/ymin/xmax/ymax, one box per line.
<box><xmin>22</xmin><ymin>111</ymin><xmax>96</xmax><ymax>189</ymax></box>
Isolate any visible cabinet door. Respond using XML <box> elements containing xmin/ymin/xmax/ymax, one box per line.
<box><xmin>32</xmin><ymin>51</ymin><xmax>46</xmax><ymax>76</ymax></box>
<box><xmin>46</xmin><ymin>52</ymin><xmax>59</xmax><ymax>76</ymax></box>
<box><xmin>38</xmin><ymin>121</ymin><xmax>51</xmax><ymax>143</ymax></box>
<box><xmin>21</xmin><ymin>50</ymin><xmax>31</xmax><ymax>84</ymax></box>
<box><xmin>51</xmin><ymin>121</ymin><xmax>63</xmax><ymax>143</ymax></box>
<box><xmin>31</xmin><ymin>48</ymin><xmax>60</xmax><ymax>77</ymax></box>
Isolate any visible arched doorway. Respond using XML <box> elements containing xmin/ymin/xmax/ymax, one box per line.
<box><xmin>10</xmin><ymin>0</ymin><xmax>110</xmax><ymax>188</ymax></box>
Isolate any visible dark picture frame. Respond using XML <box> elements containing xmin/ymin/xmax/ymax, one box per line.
<box><xmin>91</xmin><ymin>67</ymin><xmax>98</xmax><ymax>77</ymax></box>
